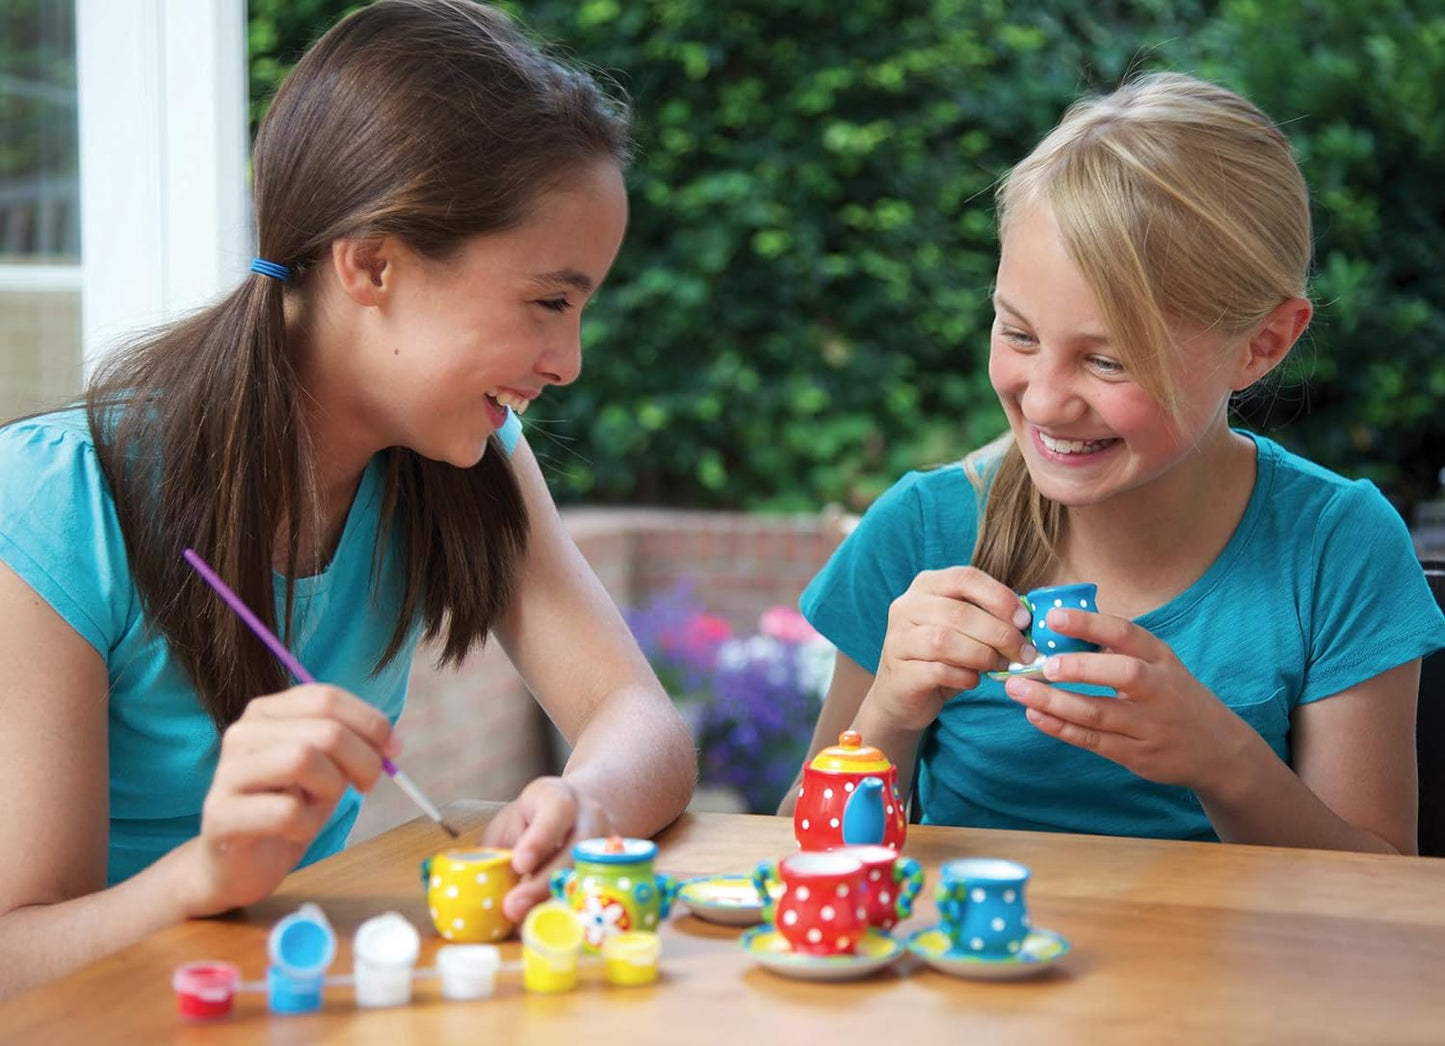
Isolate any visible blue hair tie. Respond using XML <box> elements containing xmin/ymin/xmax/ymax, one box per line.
<box><xmin>250</xmin><ymin>257</ymin><xmax>290</xmax><ymax>282</ymax></box>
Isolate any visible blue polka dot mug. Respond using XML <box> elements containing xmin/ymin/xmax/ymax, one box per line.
<box><xmin>936</xmin><ymin>858</ymin><xmax>1031</xmax><ymax>957</ymax></box>
<box><xmin>1024</xmin><ymin>582</ymin><xmax>1099</xmax><ymax>656</ymax></box>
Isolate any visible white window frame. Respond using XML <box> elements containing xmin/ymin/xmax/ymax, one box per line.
<box><xmin>75</xmin><ymin>0</ymin><xmax>249</xmax><ymax>373</ymax></box>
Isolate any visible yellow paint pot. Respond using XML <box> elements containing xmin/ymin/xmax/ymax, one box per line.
<box><xmin>521</xmin><ymin>901</ymin><xmax>584</xmax><ymax>994</ymax></box>
<box><xmin>601</xmin><ymin>931</ymin><xmax>661</xmax><ymax>987</ymax></box>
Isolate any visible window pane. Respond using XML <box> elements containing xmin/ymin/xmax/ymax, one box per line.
<box><xmin>0</xmin><ymin>0</ymin><xmax>81</xmax><ymax>418</ymax></box>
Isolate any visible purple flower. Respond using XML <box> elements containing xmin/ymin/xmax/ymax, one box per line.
<box><xmin>624</xmin><ymin>581</ymin><xmax>832</xmax><ymax>813</ymax></box>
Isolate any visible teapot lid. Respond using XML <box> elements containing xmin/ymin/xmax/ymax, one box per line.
<box><xmin>809</xmin><ymin>730</ymin><xmax>892</xmax><ymax>773</ymax></box>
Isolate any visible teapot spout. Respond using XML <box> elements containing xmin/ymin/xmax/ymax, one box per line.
<box><xmin>841</xmin><ymin>776</ymin><xmax>887</xmax><ymax>846</ymax></box>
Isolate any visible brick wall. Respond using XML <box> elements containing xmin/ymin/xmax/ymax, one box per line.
<box><xmin>349</xmin><ymin>506</ymin><xmax>853</xmax><ymax>840</ymax></box>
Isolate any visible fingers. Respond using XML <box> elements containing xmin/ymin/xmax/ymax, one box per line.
<box><xmin>1042</xmin><ymin>608</ymin><xmax>1158</xmax><ymax>660</ymax></box>
<box><xmin>502</xmin><ymin>874</ymin><xmax>554</xmax><ymax>924</ymax></box>
<box><xmin>893</xmin><ymin>585</ymin><xmax>1031</xmax><ymax>667</ymax></box>
<box><xmin>200</xmin><ymin>790</ymin><xmax>330</xmax><ymax>847</ymax></box>
<box><xmin>892</xmin><ymin>615</ymin><xmax>1014</xmax><ymax>673</ymax></box>
<box><xmin>213</xmin><ymin>732</ymin><xmax>351</xmax><ymax>800</ymax></box>
<box><xmin>217</xmin><ymin>714</ymin><xmax>387</xmax><ymax>797</ymax></box>
<box><xmin>234</xmin><ymin>684</ymin><xmax>393</xmax><ymax>791</ymax></box>
<box><xmin>508</xmin><ymin>782</ymin><xmax>580</xmax><ymax>877</ymax></box>
<box><xmin>892</xmin><ymin>658</ymin><xmax>982</xmax><ymax>697</ymax></box>
<box><xmin>914</xmin><ymin>567</ymin><xmax>1033</xmax><ymax>634</ymax></box>
<box><xmin>249</xmin><ymin>684</ymin><xmax>397</xmax><ymax>758</ymax></box>
<box><xmin>484</xmin><ymin>778</ymin><xmax>617</xmax><ymax>923</ymax></box>
<box><xmin>1042</xmin><ymin>650</ymin><xmax>1150</xmax><ymax>693</ymax></box>
<box><xmin>1004</xmin><ymin>674</ymin><xmax>1141</xmax><ymax>743</ymax></box>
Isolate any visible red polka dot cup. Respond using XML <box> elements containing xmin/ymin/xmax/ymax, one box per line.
<box><xmin>837</xmin><ymin>844</ymin><xmax>924</xmax><ymax>932</ymax></box>
<box><xmin>753</xmin><ymin>852</ymin><xmax>869</xmax><ymax>956</ymax></box>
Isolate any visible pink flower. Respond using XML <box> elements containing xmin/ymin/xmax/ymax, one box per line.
<box><xmin>675</xmin><ymin>613</ymin><xmax>733</xmax><ymax>661</ymax></box>
<box><xmin>758</xmin><ymin>605</ymin><xmax>820</xmax><ymax>644</ymax></box>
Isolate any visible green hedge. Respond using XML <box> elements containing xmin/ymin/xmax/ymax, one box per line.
<box><xmin>250</xmin><ymin>0</ymin><xmax>1444</xmax><ymax>515</ymax></box>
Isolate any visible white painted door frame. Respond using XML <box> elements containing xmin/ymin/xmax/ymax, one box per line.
<box><xmin>75</xmin><ymin>0</ymin><xmax>249</xmax><ymax>372</ymax></box>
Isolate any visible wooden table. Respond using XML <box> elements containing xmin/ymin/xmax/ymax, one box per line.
<box><xmin>3</xmin><ymin>802</ymin><xmax>1443</xmax><ymax>1043</ymax></box>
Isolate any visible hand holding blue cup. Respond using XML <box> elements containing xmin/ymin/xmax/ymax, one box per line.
<box><xmin>1024</xmin><ymin>582</ymin><xmax>1099</xmax><ymax>657</ymax></box>
<box><xmin>935</xmin><ymin>858</ymin><xmax>1031</xmax><ymax>957</ymax></box>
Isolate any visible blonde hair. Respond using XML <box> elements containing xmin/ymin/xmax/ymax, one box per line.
<box><xmin>968</xmin><ymin>72</ymin><xmax>1312</xmax><ymax>589</ymax></box>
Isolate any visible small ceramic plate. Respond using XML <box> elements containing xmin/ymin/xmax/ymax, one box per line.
<box><xmin>905</xmin><ymin>926</ymin><xmax>1070</xmax><ymax>980</ymax></box>
<box><xmin>985</xmin><ymin>656</ymin><xmax>1048</xmax><ymax>682</ymax></box>
<box><xmin>677</xmin><ymin>875</ymin><xmax>768</xmax><ymax>926</ymax></box>
<box><xmin>740</xmin><ymin>926</ymin><xmax>903</xmax><ymax>982</ymax></box>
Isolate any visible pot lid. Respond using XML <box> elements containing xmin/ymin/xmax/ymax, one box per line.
<box><xmin>809</xmin><ymin>730</ymin><xmax>892</xmax><ymax>773</ymax></box>
<box><xmin>571</xmin><ymin>835</ymin><xmax>657</xmax><ymax>865</ymax></box>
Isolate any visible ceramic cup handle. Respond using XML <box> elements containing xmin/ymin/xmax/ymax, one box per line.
<box><xmin>934</xmin><ymin>879</ymin><xmax>960</xmax><ymax>924</ymax></box>
<box><xmin>753</xmin><ymin>860</ymin><xmax>779</xmax><ymax>926</ymax></box>
<box><xmin>549</xmin><ymin>867</ymin><xmax>575</xmax><ymax>902</ymax></box>
<box><xmin>656</xmin><ymin>872</ymin><xmax>680</xmax><ymax>920</ymax></box>
<box><xmin>893</xmin><ymin>856</ymin><xmax>924</xmax><ymax>920</ymax></box>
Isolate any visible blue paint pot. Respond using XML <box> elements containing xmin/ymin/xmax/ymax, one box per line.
<box><xmin>266</xmin><ymin>903</ymin><xmax>336</xmax><ymax>1014</ymax></box>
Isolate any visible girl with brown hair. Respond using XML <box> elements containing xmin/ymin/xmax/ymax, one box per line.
<box><xmin>0</xmin><ymin>0</ymin><xmax>695</xmax><ymax>995</ymax></box>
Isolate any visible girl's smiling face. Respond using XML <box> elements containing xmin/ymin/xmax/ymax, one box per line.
<box><xmin>987</xmin><ymin>204</ymin><xmax>1246</xmax><ymax>511</ymax></box>
<box><xmin>319</xmin><ymin>159</ymin><xmax>629</xmax><ymax>470</ymax></box>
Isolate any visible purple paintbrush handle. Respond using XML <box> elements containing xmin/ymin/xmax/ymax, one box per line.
<box><xmin>182</xmin><ymin>548</ymin><xmax>318</xmax><ymax>686</ymax></box>
<box><xmin>182</xmin><ymin>548</ymin><xmax>408</xmax><ymax>788</ymax></box>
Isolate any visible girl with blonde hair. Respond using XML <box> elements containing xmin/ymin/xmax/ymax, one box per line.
<box><xmin>787</xmin><ymin>73</ymin><xmax>1445</xmax><ymax>852</ymax></box>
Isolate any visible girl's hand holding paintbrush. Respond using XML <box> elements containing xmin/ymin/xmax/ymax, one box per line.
<box><xmin>177</xmin><ymin>684</ymin><xmax>399</xmax><ymax>915</ymax></box>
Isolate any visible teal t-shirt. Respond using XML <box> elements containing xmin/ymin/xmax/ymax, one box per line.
<box><xmin>801</xmin><ymin>433</ymin><xmax>1445</xmax><ymax>841</ymax></box>
<box><xmin>0</xmin><ymin>407</ymin><xmax>522</xmax><ymax>885</ymax></box>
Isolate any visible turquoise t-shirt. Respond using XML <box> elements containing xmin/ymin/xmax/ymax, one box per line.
<box><xmin>0</xmin><ymin>407</ymin><xmax>522</xmax><ymax>885</ymax></box>
<box><xmin>801</xmin><ymin>433</ymin><xmax>1445</xmax><ymax>841</ymax></box>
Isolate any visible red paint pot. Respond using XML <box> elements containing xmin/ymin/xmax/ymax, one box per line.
<box><xmin>172</xmin><ymin>961</ymin><xmax>241</xmax><ymax>1020</ymax></box>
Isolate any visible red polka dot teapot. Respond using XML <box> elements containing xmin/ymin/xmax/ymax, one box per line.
<box><xmin>793</xmin><ymin>730</ymin><xmax>907</xmax><ymax>852</ymax></box>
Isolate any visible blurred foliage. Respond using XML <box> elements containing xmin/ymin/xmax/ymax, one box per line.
<box><xmin>248</xmin><ymin>0</ymin><xmax>1445</xmax><ymax>514</ymax></box>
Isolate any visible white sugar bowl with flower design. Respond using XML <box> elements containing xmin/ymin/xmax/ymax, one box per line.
<box><xmin>550</xmin><ymin>836</ymin><xmax>678</xmax><ymax>952</ymax></box>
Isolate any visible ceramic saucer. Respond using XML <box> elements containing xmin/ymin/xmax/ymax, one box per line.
<box><xmin>740</xmin><ymin>926</ymin><xmax>903</xmax><ymax>982</ymax></box>
<box><xmin>905</xmin><ymin>926</ymin><xmax>1070</xmax><ymax>979</ymax></box>
<box><xmin>677</xmin><ymin>875</ymin><xmax>768</xmax><ymax>926</ymax></box>
<box><xmin>986</xmin><ymin>655</ymin><xmax>1047</xmax><ymax>682</ymax></box>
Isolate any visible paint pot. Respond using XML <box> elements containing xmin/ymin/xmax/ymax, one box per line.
<box><xmin>172</xmin><ymin>961</ymin><xmax>240</xmax><ymax>1020</ymax></box>
<box><xmin>266</xmin><ymin>902</ymin><xmax>337</xmax><ymax>1015</ymax></box>
<box><xmin>521</xmin><ymin>900</ymin><xmax>584</xmax><ymax>994</ymax></box>
<box><xmin>436</xmin><ymin>944</ymin><xmax>502</xmax><ymax>1000</ymax></box>
<box><xmin>353</xmin><ymin>911</ymin><xmax>421</xmax><ymax>1008</ymax></box>
<box><xmin>601</xmin><ymin>931</ymin><xmax>661</xmax><ymax>987</ymax></box>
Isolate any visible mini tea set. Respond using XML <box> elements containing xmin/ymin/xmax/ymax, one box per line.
<box><xmin>725</xmin><ymin>729</ymin><xmax>1071</xmax><ymax>982</ymax></box>
<box><xmin>172</xmin><ymin>727</ymin><xmax>1074</xmax><ymax>1020</ymax></box>
<box><xmin>171</xmin><ymin>838</ymin><xmax>674</xmax><ymax>1021</ymax></box>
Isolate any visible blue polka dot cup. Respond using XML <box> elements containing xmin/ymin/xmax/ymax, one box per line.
<box><xmin>1024</xmin><ymin>583</ymin><xmax>1099</xmax><ymax>656</ymax></box>
<box><xmin>936</xmin><ymin>858</ymin><xmax>1031</xmax><ymax>958</ymax></box>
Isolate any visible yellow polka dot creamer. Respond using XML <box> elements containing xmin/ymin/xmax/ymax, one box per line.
<box><xmin>550</xmin><ymin>836</ymin><xmax>678</xmax><ymax>952</ymax></box>
<box><xmin>421</xmin><ymin>848</ymin><xmax>519</xmax><ymax>943</ymax></box>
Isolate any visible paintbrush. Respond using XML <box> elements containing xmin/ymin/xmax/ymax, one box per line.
<box><xmin>182</xmin><ymin>547</ymin><xmax>460</xmax><ymax>838</ymax></box>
